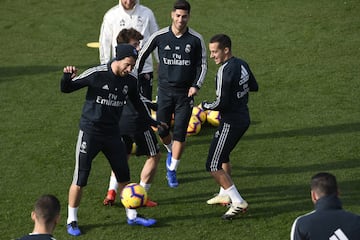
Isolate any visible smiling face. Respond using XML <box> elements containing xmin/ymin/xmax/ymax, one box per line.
<box><xmin>171</xmin><ymin>9</ymin><xmax>190</xmax><ymax>35</ymax></box>
<box><xmin>209</xmin><ymin>42</ymin><xmax>229</xmax><ymax>65</ymax></box>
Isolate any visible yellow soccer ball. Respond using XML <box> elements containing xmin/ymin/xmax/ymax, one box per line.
<box><xmin>192</xmin><ymin>106</ymin><xmax>207</xmax><ymax>124</ymax></box>
<box><xmin>206</xmin><ymin>110</ymin><xmax>221</xmax><ymax>127</ymax></box>
<box><xmin>121</xmin><ymin>183</ymin><xmax>148</xmax><ymax>209</ymax></box>
<box><xmin>187</xmin><ymin>115</ymin><xmax>202</xmax><ymax>136</ymax></box>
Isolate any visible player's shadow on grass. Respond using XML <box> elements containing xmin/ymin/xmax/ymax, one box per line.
<box><xmin>237</xmin><ymin>158</ymin><xmax>360</xmax><ymax>177</ymax></box>
<box><xmin>188</xmin><ymin>122</ymin><xmax>360</xmax><ymax>146</ymax></box>
<box><xmin>240</xmin><ymin>179</ymin><xmax>360</xmax><ymax>219</ymax></box>
<box><xmin>244</xmin><ymin>122</ymin><xmax>360</xmax><ymax>140</ymax></box>
<box><xmin>0</xmin><ymin>64</ymin><xmax>97</xmax><ymax>82</ymax></box>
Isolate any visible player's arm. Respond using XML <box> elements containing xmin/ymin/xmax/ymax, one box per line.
<box><xmin>135</xmin><ymin>33</ymin><xmax>158</xmax><ymax>74</ymax></box>
<box><xmin>247</xmin><ymin>65</ymin><xmax>259</xmax><ymax>92</ymax></box>
<box><xmin>148</xmin><ymin>12</ymin><xmax>160</xmax><ymax>63</ymax></box>
<box><xmin>201</xmin><ymin>67</ymin><xmax>230</xmax><ymax>111</ymax></box>
<box><xmin>99</xmin><ymin>16</ymin><xmax>113</xmax><ymax>64</ymax></box>
<box><xmin>129</xmin><ymin>84</ymin><xmax>167</xmax><ymax>130</ymax></box>
<box><xmin>60</xmin><ymin>66</ymin><xmax>91</xmax><ymax>93</ymax></box>
<box><xmin>140</xmin><ymin>94</ymin><xmax>157</xmax><ymax>111</ymax></box>
<box><xmin>290</xmin><ymin>218</ymin><xmax>302</xmax><ymax>240</ymax></box>
<box><xmin>192</xmin><ymin>36</ymin><xmax>208</xmax><ymax>90</ymax></box>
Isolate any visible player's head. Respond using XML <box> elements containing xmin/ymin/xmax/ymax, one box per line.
<box><xmin>114</xmin><ymin>44</ymin><xmax>138</xmax><ymax>76</ymax></box>
<box><xmin>171</xmin><ymin>0</ymin><xmax>191</xmax><ymax>33</ymax></box>
<box><xmin>32</xmin><ymin>194</ymin><xmax>61</xmax><ymax>226</ymax></box>
<box><xmin>208</xmin><ymin>34</ymin><xmax>232</xmax><ymax>65</ymax></box>
<box><xmin>116</xmin><ymin>28</ymin><xmax>144</xmax><ymax>51</ymax></box>
<box><xmin>310</xmin><ymin>172</ymin><xmax>338</xmax><ymax>203</ymax></box>
<box><xmin>120</xmin><ymin>0</ymin><xmax>137</xmax><ymax>10</ymax></box>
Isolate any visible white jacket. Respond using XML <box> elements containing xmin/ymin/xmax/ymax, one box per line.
<box><xmin>99</xmin><ymin>0</ymin><xmax>158</xmax><ymax>73</ymax></box>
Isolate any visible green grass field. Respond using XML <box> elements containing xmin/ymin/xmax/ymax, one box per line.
<box><xmin>1</xmin><ymin>0</ymin><xmax>359</xmax><ymax>239</ymax></box>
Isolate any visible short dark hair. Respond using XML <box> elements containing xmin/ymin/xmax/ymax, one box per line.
<box><xmin>311</xmin><ymin>172</ymin><xmax>338</xmax><ymax>198</ymax></box>
<box><xmin>116</xmin><ymin>28</ymin><xmax>143</xmax><ymax>44</ymax></box>
<box><xmin>34</xmin><ymin>194</ymin><xmax>61</xmax><ymax>224</ymax></box>
<box><xmin>173</xmin><ymin>0</ymin><xmax>191</xmax><ymax>13</ymax></box>
<box><xmin>209</xmin><ymin>34</ymin><xmax>232</xmax><ymax>51</ymax></box>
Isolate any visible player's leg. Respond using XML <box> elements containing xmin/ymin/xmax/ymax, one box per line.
<box><xmin>156</xmin><ymin>88</ymin><xmax>177</xmax><ymax>186</ymax></box>
<box><xmin>156</xmin><ymin>88</ymin><xmax>174</xmax><ymax>147</ymax></box>
<box><xmin>103</xmin><ymin>135</ymin><xmax>156</xmax><ymax>227</ymax></box>
<box><xmin>205</xmin><ymin>123</ymin><xmax>232</xmax><ymax>206</ymax></box>
<box><xmin>205</xmin><ymin>122</ymin><xmax>249</xmax><ymax>219</ymax></box>
<box><xmin>103</xmin><ymin>135</ymin><xmax>132</xmax><ymax>206</ymax></box>
<box><xmin>134</xmin><ymin>129</ymin><xmax>161</xmax><ymax>207</ymax></box>
<box><xmin>164</xmin><ymin>93</ymin><xmax>193</xmax><ymax>187</ymax></box>
<box><xmin>67</xmin><ymin>130</ymin><xmax>100</xmax><ymax>236</ymax></box>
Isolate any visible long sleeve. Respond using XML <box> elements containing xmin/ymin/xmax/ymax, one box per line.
<box><xmin>99</xmin><ymin>16</ymin><xmax>113</xmax><ymax>64</ymax></box>
<box><xmin>202</xmin><ymin>63</ymin><xmax>230</xmax><ymax>111</ymax></box>
<box><xmin>60</xmin><ymin>72</ymin><xmax>89</xmax><ymax>93</ymax></box>
<box><xmin>191</xmin><ymin>30</ymin><xmax>207</xmax><ymax>89</ymax></box>
<box><xmin>128</xmin><ymin>90</ymin><xmax>159</xmax><ymax>127</ymax></box>
<box><xmin>136</xmin><ymin>34</ymin><xmax>157</xmax><ymax>74</ymax></box>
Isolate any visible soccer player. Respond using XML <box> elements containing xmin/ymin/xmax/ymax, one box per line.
<box><xmin>61</xmin><ymin>44</ymin><xmax>166</xmax><ymax>236</ymax></box>
<box><xmin>103</xmin><ymin>28</ymin><xmax>161</xmax><ymax>208</ymax></box>
<box><xmin>201</xmin><ymin>34</ymin><xmax>258</xmax><ymax>219</ymax></box>
<box><xmin>17</xmin><ymin>194</ymin><xmax>60</xmax><ymax>240</ymax></box>
<box><xmin>136</xmin><ymin>0</ymin><xmax>207</xmax><ymax>188</ymax></box>
<box><xmin>290</xmin><ymin>172</ymin><xmax>360</xmax><ymax>240</ymax></box>
<box><xmin>99</xmin><ymin>0</ymin><xmax>159</xmax><ymax>100</ymax></box>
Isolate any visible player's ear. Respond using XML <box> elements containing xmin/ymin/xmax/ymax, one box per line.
<box><xmin>55</xmin><ymin>214</ymin><xmax>61</xmax><ymax>225</ymax></box>
<box><xmin>224</xmin><ymin>47</ymin><xmax>230</xmax><ymax>55</ymax></box>
<box><xmin>310</xmin><ymin>190</ymin><xmax>317</xmax><ymax>203</ymax></box>
<box><xmin>31</xmin><ymin>211</ymin><xmax>36</xmax><ymax>222</ymax></box>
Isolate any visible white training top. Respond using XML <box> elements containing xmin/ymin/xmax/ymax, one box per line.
<box><xmin>99</xmin><ymin>0</ymin><xmax>159</xmax><ymax>73</ymax></box>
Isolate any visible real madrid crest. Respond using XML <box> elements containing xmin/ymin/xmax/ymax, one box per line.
<box><xmin>185</xmin><ymin>44</ymin><xmax>191</xmax><ymax>53</ymax></box>
<box><xmin>122</xmin><ymin>85</ymin><xmax>129</xmax><ymax>95</ymax></box>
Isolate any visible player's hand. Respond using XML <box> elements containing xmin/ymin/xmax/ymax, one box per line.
<box><xmin>63</xmin><ymin>66</ymin><xmax>77</xmax><ymax>78</ymax></box>
<box><xmin>188</xmin><ymin>87</ymin><xmax>198</xmax><ymax>97</ymax></box>
<box><xmin>157</xmin><ymin>121</ymin><xmax>168</xmax><ymax>131</ymax></box>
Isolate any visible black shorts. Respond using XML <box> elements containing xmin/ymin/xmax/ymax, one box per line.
<box><xmin>205</xmin><ymin>121</ymin><xmax>249</xmax><ymax>172</ymax></box>
<box><xmin>72</xmin><ymin>130</ymin><xmax>130</xmax><ymax>187</ymax></box>
<box><xmin>157</xmin><ymin>87</ymin><xmax>193</xmax><ymax>142</ymax></box>
<box><xmin>122</xmin><ymin>128</ymin><xmax>160</xmax><ymax>156</ymax></box>
<box><xmin>138</xmin><ymin>72</ymin><xmax>153</xmax><ymax>100</ymax></box>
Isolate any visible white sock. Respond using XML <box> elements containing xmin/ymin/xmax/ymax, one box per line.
<box><xmin>164</xmin><ymin>141</ymin><xmax>173</xmax><ymax>153</ymax></box>
<box><xmin>125</xmin><ymin>208</ymin><xmax>137</xmax><ymax>220</ymax></box>
<box><xmin>140</xmin><ymin>181</ymin><xmax>151</xmax><ymax>192</ymax></box>
<box><xmin>108</xmin><ymin>175</ymin><xmax>118</xmax><ymax>192</ymax></box>
<box><xmin>168</xmin><ymin>157</ymin><xmax>180</xmax><ymax>171</ymax></box>
<box><xmin>224</xmin><ymin>184</ymin><xmax>244</xmax><ymax>203</ymax></box>
<box><xmin>67</xmin><ymin>206</ymin><xmax>79</xmax><ymax>224</ymax></box>
<box><xmin>219</xmin><ymin>187</ymin><xmax>226</xmax><ymax>196</ymax></box>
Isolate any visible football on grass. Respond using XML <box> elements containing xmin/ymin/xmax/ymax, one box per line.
<box><xmin>192</xmin><ymin>106</ymin><xmax>207</xmax><ymax>124</ymax></box>
<box><xmin>121</xmin><ymin>183</ymin><xmax>148</xmax><ymax>209</ymax></box>
<box><xmin>187</xmin><ymin>115</ymin><xmax>202</xmax><ymax>136</ymax></box>
<box><xmin>206</xmin><ymin>110</ymin><xmax>221</xmax><ymax>127</ymax></box>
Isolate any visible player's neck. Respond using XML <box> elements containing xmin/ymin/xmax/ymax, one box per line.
<box><xmin>171</xmin><ymin>25</ymin><xmax>187</xmax><ymax>37</ymax></box>
<box><xmin>32</xmin><ymin>223</ymin><xmax>54</xmax><ymax>235</ymax></box>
